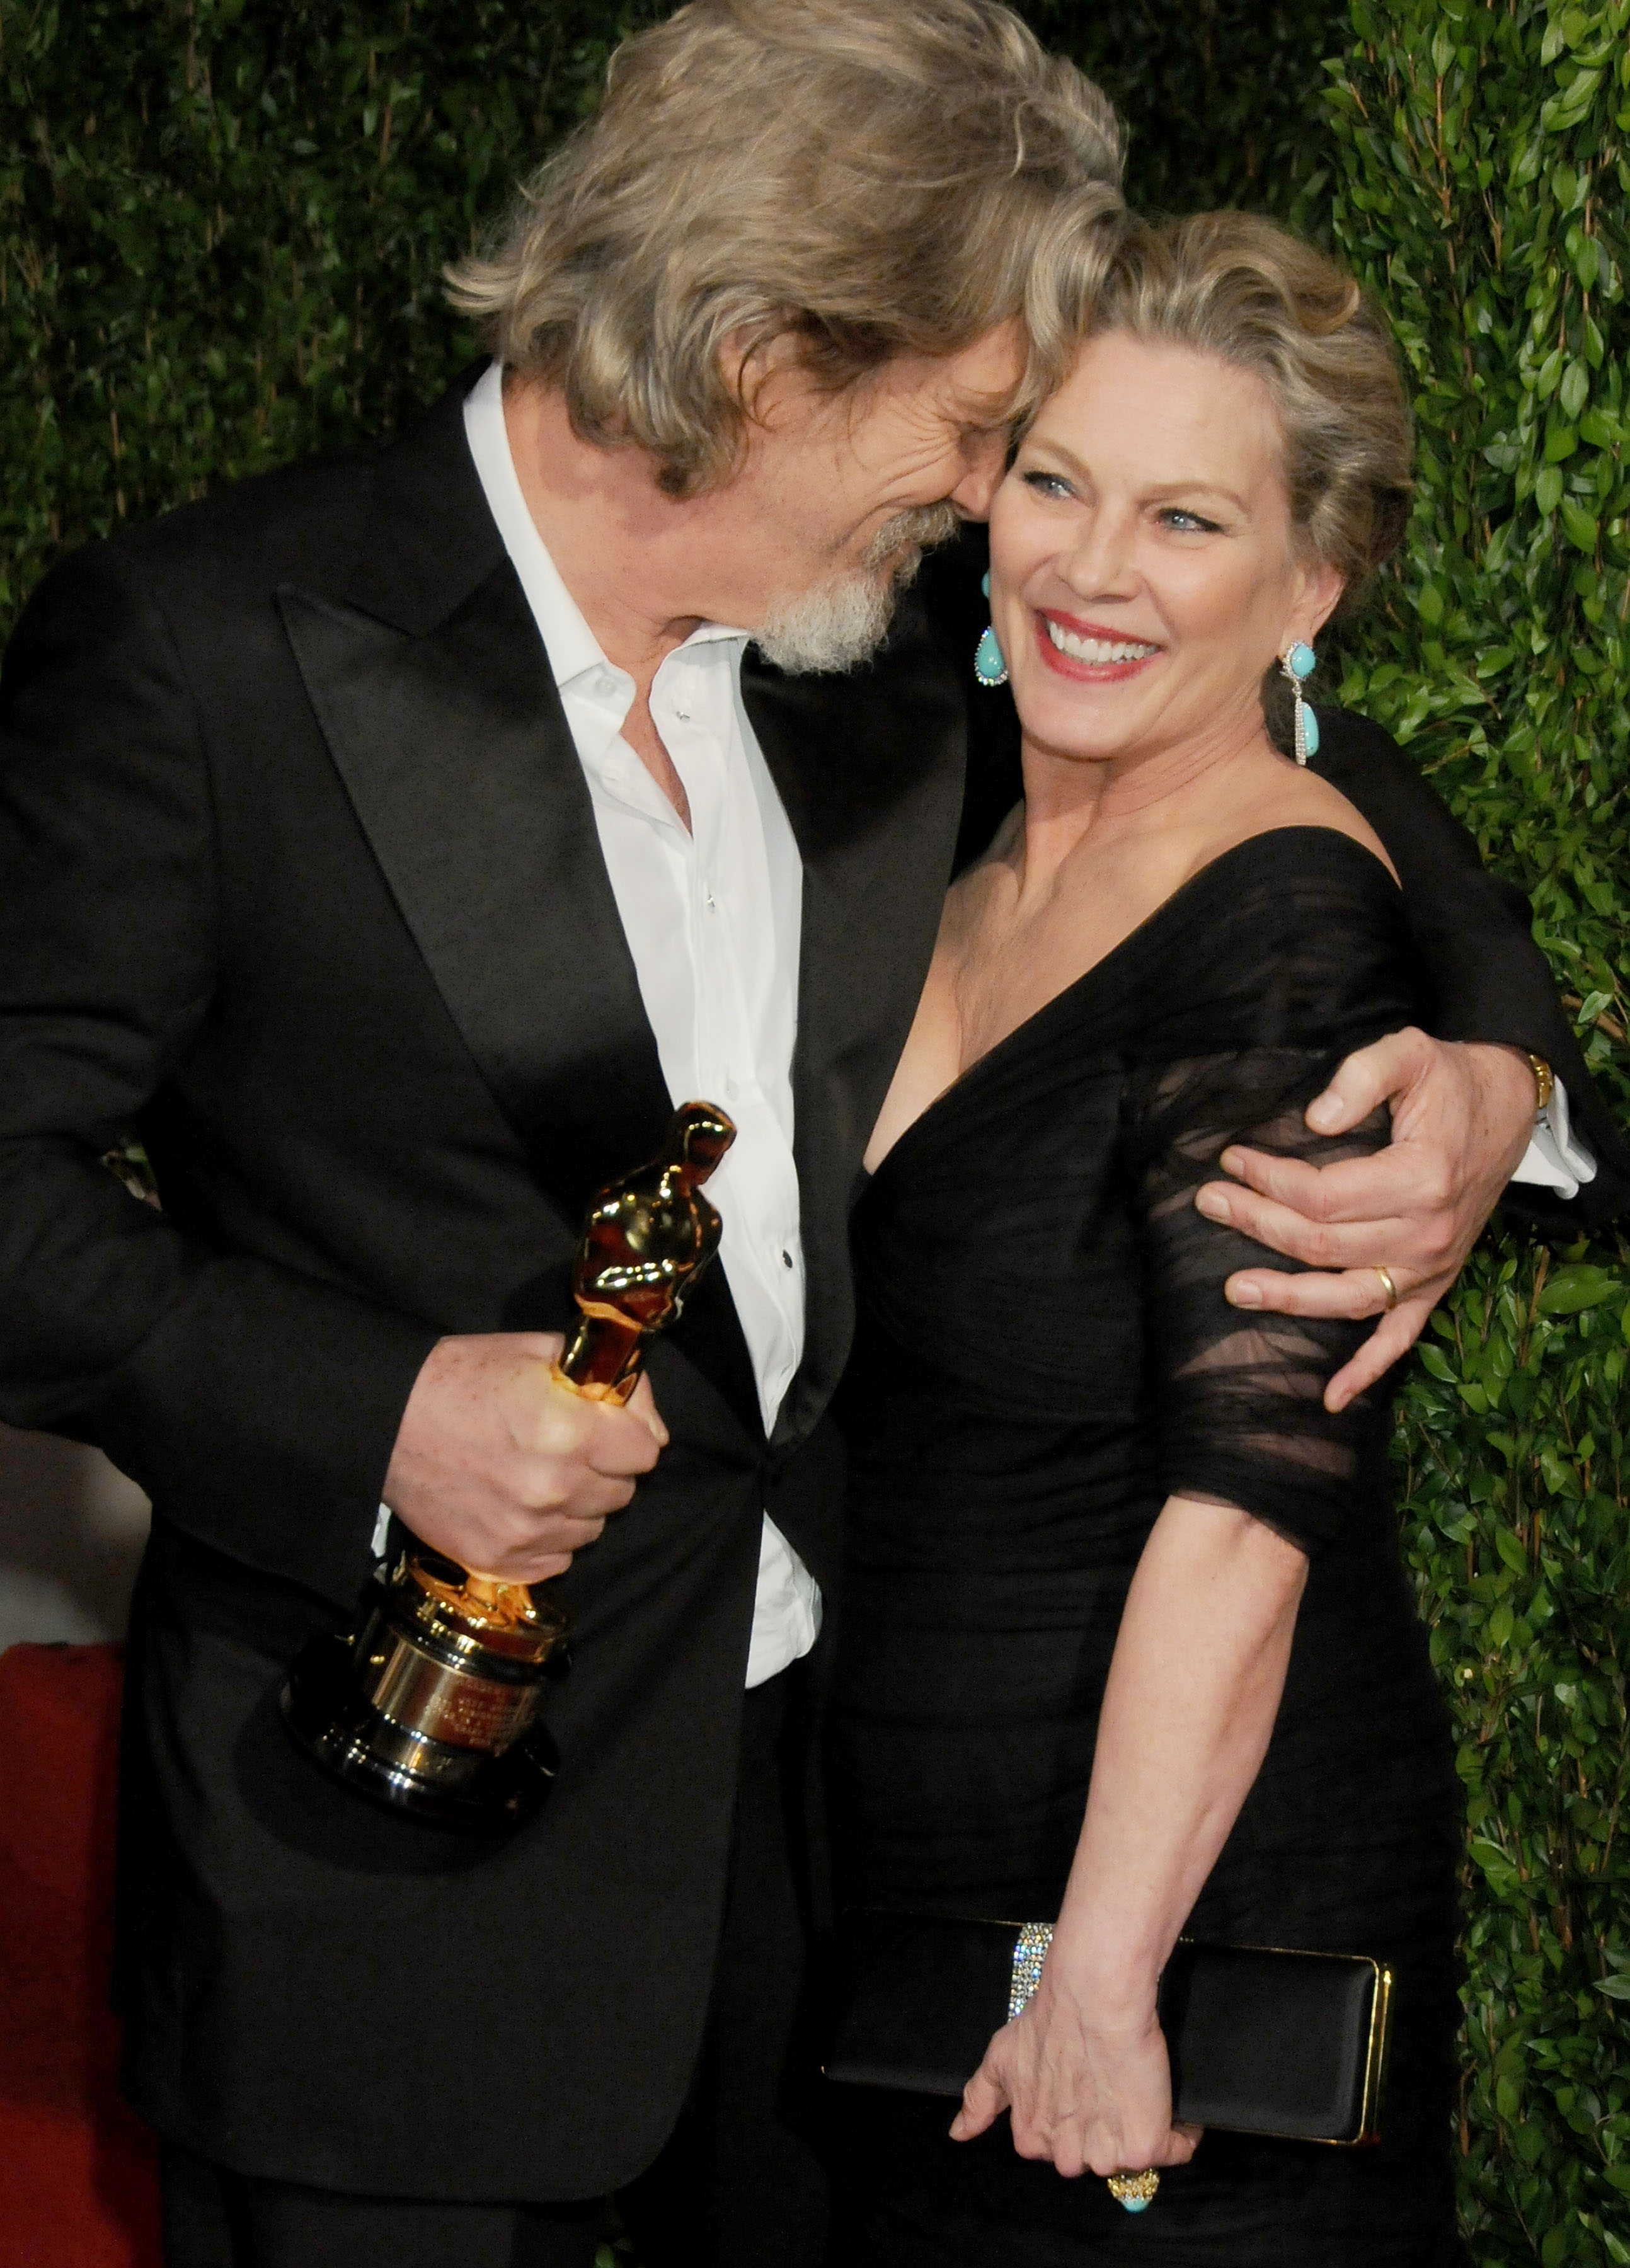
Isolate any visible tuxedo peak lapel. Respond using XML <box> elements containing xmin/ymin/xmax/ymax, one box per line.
<box><xmin>280</xmin><ymin>570</ymin><xmax>672</xmax><ymax>1225</ymax></box>
<box><xmin>743</xmin><ymin>588</ymin><xmax>967</xmax><ymax>1445</ymax></box>
<box><xmin>279</xmin><ymin>565</ymin><xmax>763</xmax><ymax>1437</ymax></box>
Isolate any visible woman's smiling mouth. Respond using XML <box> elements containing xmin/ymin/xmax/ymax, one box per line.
<box><xmin>1036</xmin><ymin>611</ymin><xmax>1162</xmax><ymax>680</ymax></box>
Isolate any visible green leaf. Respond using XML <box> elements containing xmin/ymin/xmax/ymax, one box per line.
<box><xmin>1538</xmin><ymin>1264</ymin><xmax>1621</xmax><ymax>1312</ymax></box>
<box><xmin>1539</xmin><ymin>1444</ymin><xmax>1573</xmax><ymax>1494</ymax></box>
<box><xmin>1495</xmin><ymin>1527</ymin><xmax>1529</xmax><ymax>1575</ymax></box>
<box><xmin>1559</xmin><ymin>496</ymin><xmax>1600</xmax><ymax>550</ymax></box>
<box><xmin>1560</xmin><ymin>359</ymin><xmax>1590</xmax><ymax>418</ymax></box>
<box><xmin>1470</xmin><ymin>1835</ymin><xmax>1522</xmax><ymax>1894</ymax></box>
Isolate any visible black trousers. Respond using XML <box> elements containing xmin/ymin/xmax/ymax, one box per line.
<box><xmin>162</xmin><ymin>1666</ymin><xmax>827</xmax><ymax>2268</ymax></box>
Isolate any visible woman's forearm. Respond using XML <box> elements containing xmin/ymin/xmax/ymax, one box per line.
<box><xmin>1048</xmin><ymin>1496</ymin><xmax>1308</xmax><ymax>2030</ymax></box>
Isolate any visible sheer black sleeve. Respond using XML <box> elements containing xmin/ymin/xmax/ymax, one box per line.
<box><xmin>1122</xmin><ymin>833</ymin><xmax>1424</xmax><ymax>1557</ymax></box>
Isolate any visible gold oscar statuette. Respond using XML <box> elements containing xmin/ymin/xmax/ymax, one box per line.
<box><xmin>280</xmin><ymin>1101</ymin><xmax>737</xmax><ymax>1831</ymax></box>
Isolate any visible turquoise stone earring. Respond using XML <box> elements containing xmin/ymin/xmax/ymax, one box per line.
<box><xmin>1280</xmin><ymin>640</ymin><xmax>1319</xmax><ymax>764</ymax></box>
<box><xmin>974</xmin><ymin>574</ymin><xmax>1008</xmax><ymax>688</ymax></box>
<box><xmin>974</xmin><ymin>627</ymin><xmax>1008</xmax><ymax>687</ymax></box>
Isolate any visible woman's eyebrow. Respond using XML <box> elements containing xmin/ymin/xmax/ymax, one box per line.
<box><xmin>1142</xmin><ymin>479</ymin><xmax>1253</xmax><ymax>514</ymax></box>
<box><xmin>1023</xmin><ymin>439</ymin><xmax>1253</xmax><ymax>519</ymax></box>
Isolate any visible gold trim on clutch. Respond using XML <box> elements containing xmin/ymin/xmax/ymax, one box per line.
<box><xmin>1355</xmin><ymin>1961</ymin><xmax>1394</xmax><ymax>2146</ymax></box>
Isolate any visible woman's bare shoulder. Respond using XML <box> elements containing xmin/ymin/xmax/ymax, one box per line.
<box><xmin>1209</xmin><ymin>752</ymin><xmax>1399</xmax><ymax>886</ymax></box>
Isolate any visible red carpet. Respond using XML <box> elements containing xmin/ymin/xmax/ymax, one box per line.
<box><xmin>0</xmin><ymin>1642</ymin><xmax>162</xmax><ymax>2267</ymax></box>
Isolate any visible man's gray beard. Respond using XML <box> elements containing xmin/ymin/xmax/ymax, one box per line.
<box><xmin>752</xmin><ymin>502</ymin><xmax>962</xmax><ymax>675</ymax></box>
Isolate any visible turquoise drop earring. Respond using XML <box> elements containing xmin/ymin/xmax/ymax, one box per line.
<box><xmin>974</xmin><ymin>571</ymin><xmax>1008</xmax><ymax>688</ymax></box>
<box><xmin>1280</xmin><ymin>640</ymin><xmax>1319</xmax><ymax>764</ymax></box>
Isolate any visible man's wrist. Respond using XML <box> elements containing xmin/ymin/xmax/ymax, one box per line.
<box><xmin>1469</xmin><ymin>1044</ymin><xmax>1554</xmax><ymax>1175</ymax></box>
<box><xmin>1478</xmin><ymin>1043</ymin><xmax>1551</xmax><ymax>1103</ymax></box>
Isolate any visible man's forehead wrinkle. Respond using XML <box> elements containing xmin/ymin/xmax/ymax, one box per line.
<box><xmin>953</xmin><ymin>385</ymin><xmax>1026</xmax><ymax>433</ymax></box>
<box><xmin>830</xmin><ymin>335</ymin><xmax>1024</xmax><ymax>442</ymax></box>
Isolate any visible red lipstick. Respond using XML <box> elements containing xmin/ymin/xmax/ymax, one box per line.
<box><xmin>1033</xmin><ymin>610</ymin><xmax>1161</xmax><ymax>684</ymax></box>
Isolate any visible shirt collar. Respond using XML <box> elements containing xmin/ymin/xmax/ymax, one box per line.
<box><xmin>462</xmin><ymin>362</ymin><xmax>750</xmax><ymax>692</ymax></box>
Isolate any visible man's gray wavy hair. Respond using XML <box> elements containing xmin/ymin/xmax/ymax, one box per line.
<box><xmin>445</xmin><ymin>0</ymin><xmax>1125</xmax><ymax>497</ymax></box>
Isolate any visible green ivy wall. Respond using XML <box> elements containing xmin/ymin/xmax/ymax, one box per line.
<box><xmin>2</xmin><ymin>2</ymin><xmax>1626</xmax><ymax>2259</ymax></box>
<box><xmin>1322</xmin><ymin>6</ymin><xmax>1630</xmax><ymax>2260</ymax></box>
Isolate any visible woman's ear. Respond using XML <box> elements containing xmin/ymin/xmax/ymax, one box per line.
<box><xmin>1285</xmin><ymin>555</ymin><xmax>1346</xmax><ymax>648</ymax></box>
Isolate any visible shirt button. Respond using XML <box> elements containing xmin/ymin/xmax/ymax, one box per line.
<box><xmin>675</xmin><ymin>709</ymin><xmax>691</xmax><ymax>723</ymax></box>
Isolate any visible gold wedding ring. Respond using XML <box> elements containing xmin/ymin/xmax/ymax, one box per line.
<box><xmin>1374</xmin><ymin>1264</ymin><xmax>1399</xmax><ymax>1312</ymax></box>
<box><xmin>1107</xmin><ymin>2169</ymin><xmax>1160</xmax><ymax>2213</ymax></box>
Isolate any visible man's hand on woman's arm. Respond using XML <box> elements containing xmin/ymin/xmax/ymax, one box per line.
<box><xmin>1195</xmin><ymin>1031</ymin><xmax>1536</xmax><ymax>1412</ymax></box>
<box><xmin>951</xmin><ymin>1499</ymin><xmax>1307</xmax><ymax>2178</ymax></box>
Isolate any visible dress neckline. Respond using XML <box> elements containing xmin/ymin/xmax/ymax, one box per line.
<box><xmin>868</xmin><ymin>825</ymin><xmax>1401</xmax><ymax>1186</ymax></box>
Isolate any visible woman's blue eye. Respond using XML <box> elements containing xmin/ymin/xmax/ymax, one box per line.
<box><xmin>1021</xmin><ymin>470</ymin><xmax>1074</xmax><ymax>500</ymax></box>
<box><xmin>1161</xmin><ymin>507</ymin><xmax>1222</xmax><ymax>534</ymax></box>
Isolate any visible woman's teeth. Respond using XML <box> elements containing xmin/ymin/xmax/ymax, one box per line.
<box><xmin>1045</xmin><ymin>621</ymin><xmax>1158</xmax><ymax>665</ymax></box>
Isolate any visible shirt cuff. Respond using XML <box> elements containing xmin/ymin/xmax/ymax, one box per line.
<box><xmin>1510</xmin><ymin>1077</ymin><xmax>1597</xmax><ymax>1200</ymax></box>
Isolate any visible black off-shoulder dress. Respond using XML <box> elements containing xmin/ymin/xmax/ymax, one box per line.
<box><xmin>827</xmin><ymin>830</ymin><xmax>1467</xmax><ymax>2267</ymax></box>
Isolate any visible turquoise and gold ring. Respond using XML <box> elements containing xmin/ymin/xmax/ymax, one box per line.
<box><xmin>1107</xmin><ymin>2168</ymin><xmax>1160</xmax><ymax>2213</ymax></box>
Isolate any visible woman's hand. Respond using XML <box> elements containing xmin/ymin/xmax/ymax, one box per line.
<box><xmin>958</xmin><ymin>1499</ymin><xmax>1298</xmax><ymax>2182</ymax></box>
<box><xmin>950</xmin><ymin>1974</ymin><xmax>1202</xmax><ymax>2179</ymax></box>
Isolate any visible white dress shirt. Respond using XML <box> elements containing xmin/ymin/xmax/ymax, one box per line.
<box><xmin>464</xmin><ymin>361</ymin><xmax>820</xmax><ymax>1688</ymax></box>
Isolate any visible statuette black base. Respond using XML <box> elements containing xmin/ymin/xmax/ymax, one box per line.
<box><xmin>282</xmin><ymin>1626</ymin><xmax>558</xmax><ymax>1834</ymax></box>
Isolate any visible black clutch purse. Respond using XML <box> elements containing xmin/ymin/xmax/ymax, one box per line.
<box><xmin>825</xmin><ymin>1911</ymin><xmax>1394</xmax><ymax>2146</ymax></box>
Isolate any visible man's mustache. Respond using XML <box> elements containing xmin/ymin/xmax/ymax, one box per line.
<box><xmin>862</xmin><ymin>501</ymin><xmax>964</xmax><ymax>579</ymax></box>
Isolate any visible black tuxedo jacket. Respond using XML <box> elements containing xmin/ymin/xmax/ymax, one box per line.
<box><xmin>0</xmin><ymin>372</ymin><xmax>1623</xmax><ymax>2200</ymax></box>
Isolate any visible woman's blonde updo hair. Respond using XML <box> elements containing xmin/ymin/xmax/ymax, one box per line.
<box><xmin>1084</xmin><ymin>211</ymin><xmax>1414</xmax><ymax>610</ymax></box>
<box><xmin>445</xmin><ymin>0</ymin><xmax>1125</xmax><ymax>496</ymax></box>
